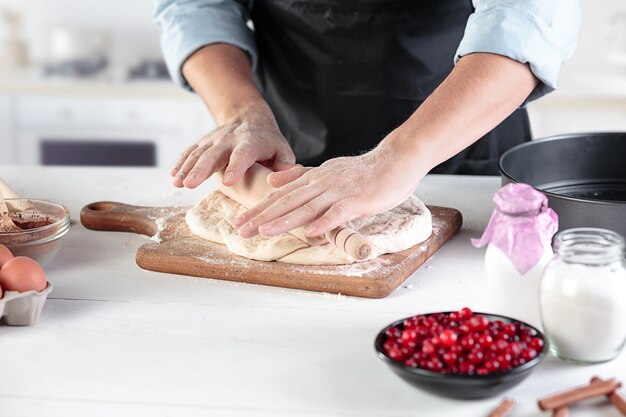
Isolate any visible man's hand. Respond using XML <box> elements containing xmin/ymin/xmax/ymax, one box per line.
<box><xmin>233</xmin><ymin>134</ymin><xmax>427</xmax><ymax>238</ymax></box>
<box><xmin>173</xmin><ymin>44</ymin><xmax>296</xmax><ymax>188</ymax></box>
<box><xmin>171</xmin><ymin>103</ymin><xmax>296</xmax><ymax>188</ymax></box>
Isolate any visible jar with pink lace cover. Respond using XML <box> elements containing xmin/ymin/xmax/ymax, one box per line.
<box><xmin>472</xmin><ymin>183</ymin><xmax>558</xmax><ymax>329</ymax></box>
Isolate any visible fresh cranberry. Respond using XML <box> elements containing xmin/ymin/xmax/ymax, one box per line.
<box><xmin>476</xmin><ymin>367</ymin><xmax>489</xmax><ymax>376</ymax></box>
<box><xmin>442</xmin><ymin>352</ymin><xmax>458</xmax><ymax>367</ymax></box>
<box><xmin>521</xmin><ymin>348</ymin><xmax>538</xmax><ymax>362</ymax></box>
<box><xmin>484</xmin><ymin>359</ymin><xmax>501</xmax><ymax>373</ymax></box>
<box><xmin>459</xmin><ymin>307</ymin><xmax>473</xmax><ymax>320</ymax></box>
<box><xmin>388</xmin><ymin>347</ymin><xmax>404</xmax><ymax>360</ymax></box>
<box><xmin>403</xmin><ymin>318</ymin><xmax>419</xmax><ymax>329</ymax></box>
<box><xmin>457</xmin><ymin>323</ymin><xmax>471</xmax><ymax>334</ymax></box>
<box><xmin>467</xmin><ymin>349</ymin><xmax>484</xmax><ymax>365</ymax></box>
<box><xmin>404</xmin><ymin>358</ymin><xmax>418</xmax><ymax>368</ymax></box>
<box><xmin>401</xmin><ymin>329</ymin><xmax>418</xmax><ymax>343</ymax></box>
<box><xmin>478</xmin><ymin>333</ymin><xmax>494</xmax><ymax>349</ymax></box>
<box><xmin>495</xmin><ymin>339</ymin><xmax>509</xmax><ymax>352</ymax></box>
<box><xmin>529</xmin><ymin>337</ymin><xmax>544</xmax><ymax>351</ymax></box>
<box><xmin>385</xmin><ymin>327</ymin><xmax>401</xmax><ymax>339</ymax></box>
<box><xmin>459</xmin><ymin>335</ymin><xmax>475</xmax><ymax>350</ymax></box>
<box><xmin>439</xmin><ymin>329</ymin><xmax>458</xmax><ymax>347</ymax></box>
<box><xmin>469</xmin><ymin>315</ymin><xmax>489</xmax><ymax>331</ymax></box>
<box><xmin>502</xmin><ymin>323</ymin><xmax>516</xmax><ymax>336</ymax></box>
<box><xmin>422</xmin><ymin>340</ymin><xmax>435</xmax><ymax>355</ymax></box>
<box><xmin>458</xmin><ymin>362</ymin><xmax>475</xmax><ymax>375</ymax></box>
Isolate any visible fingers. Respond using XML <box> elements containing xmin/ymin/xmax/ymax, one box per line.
<box><xmin>256</xmin><ymin>193</ymin><xmax>335</xmax><ymax>237</ymax></box>
<box><xmin>183</xmin><ymin>146</ymin><xmax>230</xmax><ymax>188</ymax></box>
<box><xmin>303</xmin><ymin>198</ymin><xmax>359</xmax><ymax>237</ymax></box>
<box><xmin>271</xmin><ymin>146</ymin><xmax>297</xmax><ymax>172</ymax></box>
<box><xmin>267</xmin><ymin>165</ymin><xmax>309</xmax><ymax>188</ymax></box>
<box><xmin>222</xmin><ymin>144</ymin><xmax>259</xmax><ymax>186</ymax></box>
<box><xmin>172</xmin><ymin>144</ymin><xmax>210</xmax><ymax>187</ymax></box>
<box><xmin>170</xmin><ymin>144</ymin><xmax>198</xmax><ymax>183</ymax></box>
<box><xmin>237</xmin><ymin>185</ymin><xmax>323</xmax><ymax>237</ymax></box>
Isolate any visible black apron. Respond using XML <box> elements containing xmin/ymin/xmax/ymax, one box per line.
<box><xmin>250</xmin><ymin>0</ymin><xmax>531</xmax><ymax>175</ymax></box>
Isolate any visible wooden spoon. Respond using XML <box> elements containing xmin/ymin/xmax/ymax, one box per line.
<box><xmin>0</xmin><ymin>189</ymin><xmax>22</xmax><ymax>232</ymax></box>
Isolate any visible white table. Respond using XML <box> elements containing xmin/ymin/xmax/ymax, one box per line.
<box><xmin>0</xmin><ymin>167</ymin><xmax>623</xmax><ymax>417</ymax></box>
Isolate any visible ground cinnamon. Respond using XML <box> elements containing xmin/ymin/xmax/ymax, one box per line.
<box><xmin>488</xmin><ymin>398</ymin><xmax>515</xmax><ymax>417</ymax></box>
<box><xmin>591</xmin><ymin>376</ymin><xmax>626</xmax><ymax>416</ymax></box>
<box><xmin>538</xmin><ymin>378</ymin><xmax>622</xmax><ymax>411</ymax></box>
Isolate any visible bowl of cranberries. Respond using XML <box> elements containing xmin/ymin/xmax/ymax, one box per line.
<box><xmin>375</xmin><ymin>308</ymin><xmax>547</xmax><ymax>399</ymax></box>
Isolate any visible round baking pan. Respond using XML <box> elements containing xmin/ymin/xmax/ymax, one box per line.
<box><xmin>499</xmin><ymin>132</ymin><xmax>626</xmax><ymax>239</ymax></box>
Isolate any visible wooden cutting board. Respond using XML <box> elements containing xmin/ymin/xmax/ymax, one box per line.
<box><xmin>80</xmin><ymin>201</ymin><xmax>462</xmax><ymax>298</ymax></box>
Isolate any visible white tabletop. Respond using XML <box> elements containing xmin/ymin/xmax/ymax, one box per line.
<box><xmin>0</xmin><ymin>166</ymin><xmax>623</xmax><ymax>417</ymax></box>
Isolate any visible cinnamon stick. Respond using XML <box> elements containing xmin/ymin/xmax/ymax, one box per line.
<box><xmin>538</xmin><ymin>378</ymin><xmax>622</xmax><ymax>411</ymax></box>
<box><xmin>488</xmin><ymin>398</ymin><xmax>515</xmax><ymax>417</ymax></box>
<box><xmin>591</xmin><ymin>376</ymin><xmax>626</xmax><ymax>416</ymax></box>
<box><xmin>553</xmin><ymin>407</ymin><xmax>569</xmax><ymax>417</ymax></box>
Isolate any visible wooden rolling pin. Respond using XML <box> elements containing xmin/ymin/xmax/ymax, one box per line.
<box><xmin>217</xmin><ymin>163</ymin><xmax>373</xmax><ymax>260</ymax></box>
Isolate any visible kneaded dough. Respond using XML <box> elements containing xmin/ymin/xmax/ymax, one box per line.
<box><xmin>185</xmin><ymin>191</ymin><xmax>432</xmax><ymax>265</ymax></box>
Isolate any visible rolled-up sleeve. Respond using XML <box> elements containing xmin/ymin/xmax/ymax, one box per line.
<box><xmin>455</xmin><ymin>0</ymin><xmax>581</xmax><ymax>103</ymax></box>
<box><xmin>154</xmin><ymin>0</ymin><xmax>257</xmax><ymax>90</ymax></box>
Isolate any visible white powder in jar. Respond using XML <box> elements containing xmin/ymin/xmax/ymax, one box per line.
<box><xmin>540</xmin><ymin>260</ymin><xmax>626</xmax><ymax>362</ymax></box>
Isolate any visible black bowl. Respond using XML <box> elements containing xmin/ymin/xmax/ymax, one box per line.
<box><xmin>374</xmin><ymin>312</ymin><xmax>547</xmax><ymax>399</ymax></box>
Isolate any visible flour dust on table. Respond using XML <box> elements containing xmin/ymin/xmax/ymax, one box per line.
<box><xmin>185</xmin><ymin>191</ymin><xmax>432</xmax><ymax>265</ymax></box>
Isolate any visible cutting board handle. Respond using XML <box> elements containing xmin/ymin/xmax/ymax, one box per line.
<box><xmin>80</xmin><ymin>201</ymin><xmax>158</xmax><ymax>237</ymax></box>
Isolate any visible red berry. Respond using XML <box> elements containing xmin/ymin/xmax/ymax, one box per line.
<box><xmin>469</xmin><ymin>315</ymin><xmax>489</xmax><ymax>331</ymax></box>
<box><xmin>422</xmin><ymin>340</ymin><xmax>435</xmax><ymax>355</ymax></box>
<box><xmin>442</xmin><ymin>352</ymin><xmax>458</xmax><ymax>367</ymax></box>
<box><xmin>502</xmin><ymin>323</ymin><xmax>516</xmax><ymax>336</ymax></box>
<box><xmin>476</xmin><ymin>367</ymin><xmax>489</xmax><ymax>375</ymax></box>
<box><xmin>478</xmin><ymin>333</ymin><xmax>494</xmax><ymax>349</ymax></box>
<box><xmin>404</xmin><ymin>358</ymin><xmax>418</xmax><ymax>368</ymax></box>
<box><xmin>459</xmin><ymin>335</ymin><xmax>475</xmax><ymax>350</ymax></box>
<box><xmin>403</xmin><ymin>318</ymin><xmax>419</xmax><ymax>328</ymax></box>
<box><xmin>458</xmin><ymin>362</ymin><xmax>475</xmax><ymax>375</ymax></box>
<box><xmin>521</xmin><ymin>348</ymin><xmax>538</xmax><ymax>362</ymax></box>
<box><xmin>495</xmin><ymin>339</ymin><xmax>509</xmax><ymax>352</ymax></box>
<box><xmin>439</xmin><ymin>329</ymin><xmax>458</xmax><ymax>347</ymax></box>
<box><xmin>459</xmin><ymin>307</ymin><xmax>473</xmax><ymax>320</ymax></box>
<box><xmin>388</xmin><ymin>347</ymin><xmax>404</xmax><ymax>360</ymax></box>
<box><xmin>449</xmin><ymin>311</ymin><xmax>460</xmax><ymax>321</ymax></box>
<box><xmin>467</xmin><ymin>349</ymin><xmax>484</xmax><ymax>365</ymax></box>
<box><xmin>507</xmin><ymin>341</ymin><xmax>523</xmax><ymax>358</ymax></box>
<box><xmin>385</xmin><ymin>327</ymin><xmax>401</xmax><ymax>339</ymax></box>
<box><xmin>484</xmin><ymin>359</ymin><xmax>501</xmax><ymax>373</ymax></box>
<box><xmin>401</xmin><ymin>329</ymin><xmax>418</xmax><ymax>343</ymax></box>
<box><xmin>528</xmin><ymin>337</ymin><xmax>544</xmax><ymax>351</ymax></box>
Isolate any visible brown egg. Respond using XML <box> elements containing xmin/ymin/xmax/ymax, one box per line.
<box><xmin>0</xmin><ymin>256</ymin><xmax>47</xmax><ymax>292</ymax></box>
<box><xmin>0</xmin><ymin>283</ymin><xmax>3</xmax><ymax>299</ymax></box>
<box><xmin>0</xmin><ymin>244</ymin><xmax>13</xmax><ymax>268</ymax></box>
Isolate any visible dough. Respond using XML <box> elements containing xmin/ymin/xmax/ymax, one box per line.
<box><xmin>185</xmin><ymin>191</ymin><xmax>432</xmax><ymax>265</ymax></box>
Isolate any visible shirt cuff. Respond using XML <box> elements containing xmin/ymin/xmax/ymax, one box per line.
<box><xmin>159</xmin><ymin>8</ymin><xmax>257</xmax><ymax>91</ymax></box>
<box><xmin>455</xmin><ymin>3</ymin><xmax>575</xmax><ymax>104</ymax></box>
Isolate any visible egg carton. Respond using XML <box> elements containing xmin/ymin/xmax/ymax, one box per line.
<box><xmin>0</xmin><ymin>283</ymin><xmax>53</xmax><ymax>326</ymax></box>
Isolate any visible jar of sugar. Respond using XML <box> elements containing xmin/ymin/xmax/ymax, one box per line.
<box><xmin>540</xmin><ymin>228</ymin><xmax>626</xmax><ymax>363</ymax></box>
<box><xmin>472</xmin><ymin>183</ymin><xmax>558</xmax><ymax>329</ymax></box>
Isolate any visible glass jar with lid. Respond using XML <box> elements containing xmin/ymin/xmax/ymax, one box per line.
<box><xmin>540</xmin><ymin>228</ymin><xmax>626</xmax><ymax>363</ymax></box>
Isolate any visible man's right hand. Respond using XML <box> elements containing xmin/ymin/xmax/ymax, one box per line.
<box><xmin>171</xmin><ymin>44</ymin><xmax>296</xmax><ymax>189</ymax></box>
<box><xmin>171</xmin><ymin>103</ymin><xmax>296</xmax><ymax>189</ymax></box>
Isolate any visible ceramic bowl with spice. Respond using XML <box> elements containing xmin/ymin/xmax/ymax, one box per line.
<box><xmin>374</xmin><ymin>310</ymin><xmax>548</xmax><ymax>399</ymax></box>
<box><xmin>0</xmin><ymin>198</ymin><xmax>70</xmax><ymax>266</ymax></box>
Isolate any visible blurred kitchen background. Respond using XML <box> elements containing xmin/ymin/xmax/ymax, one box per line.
<box><xmin>0</xmin><ymin>0</ymin><xmax>625</xmax><ymax>168</ymax></box>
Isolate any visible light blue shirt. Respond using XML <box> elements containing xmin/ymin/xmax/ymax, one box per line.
<box><xmin>154</xmin><ymin>0</ymin><xmax>580</xmax><ymax>103</ymax></box>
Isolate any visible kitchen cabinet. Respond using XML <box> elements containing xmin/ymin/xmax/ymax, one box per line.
<box><xmin>13</xmin><ymin>94</ymin><xmax>213</xmax><ymax>167</ymax></box>
<box><xmin>0</xmin><ymin>74</ymin><xmax>215</xmax><ymax>167</ymax></box>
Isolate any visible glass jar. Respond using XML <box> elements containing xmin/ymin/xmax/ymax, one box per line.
<box><xmin>540</xmin><ymin>228</ymin><xmax>626</xmax><ymax>363</ymax></box>
<box><xmin>473</xmin><ymin>183</ymin><xmax>558</xmax><ymax>329</ymax></box>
